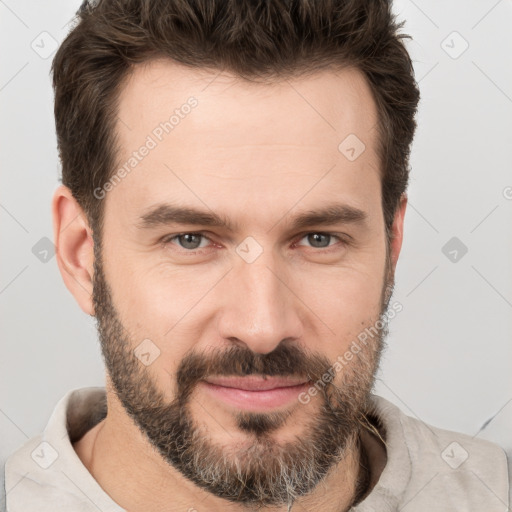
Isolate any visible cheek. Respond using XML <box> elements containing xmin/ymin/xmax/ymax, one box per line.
<box><xmin>105</xmin><ymin>258</ymin><xmax>209</xmax><ymax>376</ymax></box>
<box><xmin>109</xmin><ymin>251</ymin><xmax>202</xmax><ymax>325</ymax></box>
<box><xmin>293</xmin><ymin>263</ymin><xmax>386</xmax><ymax>359</ymax></box>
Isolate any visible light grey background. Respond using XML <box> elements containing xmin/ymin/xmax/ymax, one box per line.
<box><xmin>1</xmin><ymin>0</ymin><xmax>512</xmax><ymax>507</ymax></box>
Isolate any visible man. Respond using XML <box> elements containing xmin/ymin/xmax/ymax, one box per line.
<box><xmin>4</xmin><ymin>0</ymin><xmax>510</xmax><ymax>510</ymax></box>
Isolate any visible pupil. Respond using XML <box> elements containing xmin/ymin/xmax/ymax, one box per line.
<box><xmin>181</xmin><ymin>234</ymin><xmax>200</xmax><ymax>249</ymax></box>
<box><xmin>309</xmin><ymin>233</ymin><xmax>329</xmax><ymax>248</ymax></box>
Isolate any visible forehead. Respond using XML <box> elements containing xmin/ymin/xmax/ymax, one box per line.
<box><xmin>107</xmin><ymin>59</ymin><xmax>381</xmax><ymax>227</ymax></box>
<box><xmin>116</xmin><ymin>58</ymin><xmax>378</xmax><ymax>144</ymax></box>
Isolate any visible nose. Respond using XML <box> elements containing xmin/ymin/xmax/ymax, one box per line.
<box><xmin>216</xmin><ymin>253</ymin><xmax>303</xmax><ymax>355</ymax></box>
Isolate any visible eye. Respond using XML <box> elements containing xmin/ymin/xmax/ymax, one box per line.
<box><xmin>294</xmin><ymin>232</ymin><xmax>347</xmax><ymax>250</ymax></box>
<box><xmin>160</xmin><ymin>231</ymin><xmax>349</xmax><ymax>254</ymax></box>
<box><xmin>162</xmin><ymin>232</ymin><xmax>211</xmax><ymax>250</ymax></box>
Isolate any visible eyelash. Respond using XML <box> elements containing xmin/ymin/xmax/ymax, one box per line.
<box><xmin>160</xmin><ymin>231</ymin><xmax>350</xmax><ymax>255</ymax></box>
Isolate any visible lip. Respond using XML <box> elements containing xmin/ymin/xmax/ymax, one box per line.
<box><xmin>199</xmin><ymin>376</ymin><xmax>310</xmax><ymax>411</ymax></box>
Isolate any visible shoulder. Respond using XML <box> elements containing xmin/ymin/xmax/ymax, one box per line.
<box><xmin>367</xmin><ymin>395</ymin><xmax>510</xmax><ymax>511</ymax></box>
<box><xmin>4</xmin><ymin>387</ymin><xmax>117</xmax><ymax>511</ymax></box>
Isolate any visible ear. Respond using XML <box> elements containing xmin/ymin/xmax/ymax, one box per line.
<box><xmin>388</xmin><ymin>193</ymin><xmax>407</xmax><ymax>274</ymax></box>
<box><xmin>52</xmin><ymin>185</ymin><xmax>95</xmax><ymax>316</ymax></box>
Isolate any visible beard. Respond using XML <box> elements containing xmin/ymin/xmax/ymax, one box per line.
<box><xmin>91</xmin><ymin>238</ymin><xmax>394</xmax><ymax>508</ymax></box>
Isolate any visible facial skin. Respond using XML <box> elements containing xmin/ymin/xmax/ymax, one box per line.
<box><xmin>53</xmin><ymin>60</ymin><xmax>407</xmax><ymax>512</ymax></box>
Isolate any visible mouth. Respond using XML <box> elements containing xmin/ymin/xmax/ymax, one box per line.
<box><xmin>198</xmin><ymin>375</ymin><xmax>311</xmax><ymax>411</ymax></box>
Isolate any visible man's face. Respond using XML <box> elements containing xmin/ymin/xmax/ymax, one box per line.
<box><xmin>92</xmin><ymin>60</ymin><xmax>396</xmax><ymax>506</ymax></box>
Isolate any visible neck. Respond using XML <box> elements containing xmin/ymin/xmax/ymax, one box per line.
<box><xmin>74</xmin><ymin>391</ymin><xmax>369</xmax><ymax>512</ymax></box>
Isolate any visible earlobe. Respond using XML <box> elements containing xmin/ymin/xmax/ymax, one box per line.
<box><xmin>52</xmin><ymin>185</ymin><xmax>96</xmax><ymax>316</ymax></box>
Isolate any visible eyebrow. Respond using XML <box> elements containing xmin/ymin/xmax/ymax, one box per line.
<box><xmin>137</xmin><ymin>202</ymin><xmax>368</xmax><ymax>233</ymax></box>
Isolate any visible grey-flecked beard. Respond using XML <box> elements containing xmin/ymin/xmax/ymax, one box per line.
<box><xmin>91</xmin><ymin>238</ymin><xmax>392</xmax><ymax>508</ymax></box>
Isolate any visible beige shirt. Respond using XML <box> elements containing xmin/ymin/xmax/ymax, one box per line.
<box><xmin>4</xmin><ymin>387</ymin><xmax>510</xmax><ymax>511</ymax></box>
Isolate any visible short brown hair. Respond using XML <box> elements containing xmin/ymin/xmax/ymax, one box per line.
<box><xmin>52</xmin><ymin>0</ymin><xmax>420</xmax><ymax>241</ymax></box>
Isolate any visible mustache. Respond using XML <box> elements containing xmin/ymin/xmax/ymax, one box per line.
<box><xmin>175</xmin><ymin>343</ymin><xmax>333</xmax><ymax>402</ymax></box>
